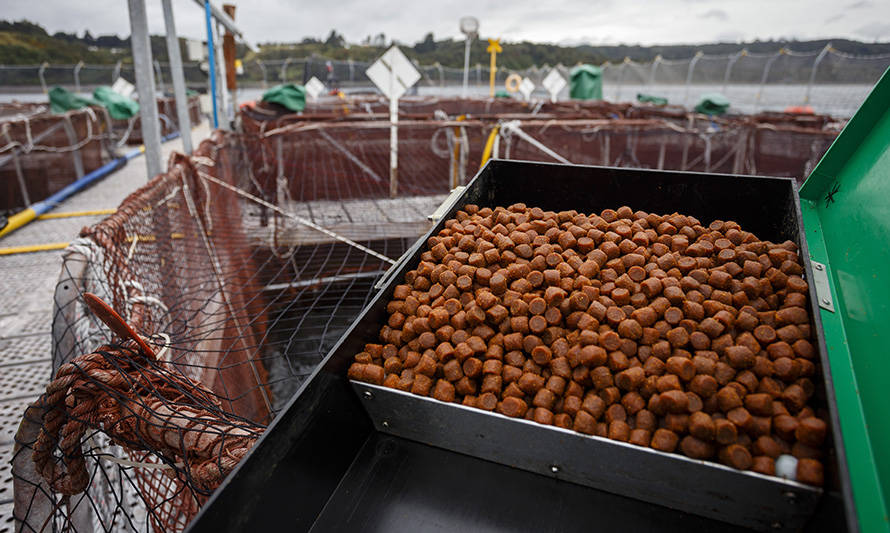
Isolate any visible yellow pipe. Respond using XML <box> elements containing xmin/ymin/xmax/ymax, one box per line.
<box><xmin>0</xmin><ymin>208</ymin><xmax>37</xmax><ymax>239</ymax></box>
<box><xmin>486</xmin><ymin>39</ymin><xmax>502</xmax><ymax>98</ymax></box>
<box><xmin>37</xmin><ymin>209</ymin><xmax>117</xmax><ymax>220</ymax></box>
<box><xmin>0</xmin><ymin>241</ymin><xmax>70</xmax><ymax>255</ymax></box>
<box><xmin>479</xmin><ymin>125</ymin><xmax>500</xmax><ymax>171</ymax></box>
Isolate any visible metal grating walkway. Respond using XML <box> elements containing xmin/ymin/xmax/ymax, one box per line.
<box><xmin>0</xmin><ymin>123</ymin><xmax>209</xmax><ymax>528</ymax></box>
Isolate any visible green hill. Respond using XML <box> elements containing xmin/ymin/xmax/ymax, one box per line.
<box><xmin>1</xmin><ymin>19</ymin><xmax>888</xmax><ymax>82</ymax></box>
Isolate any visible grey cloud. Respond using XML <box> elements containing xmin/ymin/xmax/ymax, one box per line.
<box><xmin>855</xmin><ymin>21</ymin><xmax>890</xmax><ymax>39</ymax></box>
<box><xmin>825</xmin><ymin>13</ymin><xmax>844</xmax><ymax>24</ymax></box>
<box><xmin>699</xmin><ymin>9</ymin><xmax>729</xmax><ymax>20</ymax></box>
<box><xmin>0</xmin><ymin>0</ymin><xmax>886</xmax><ymax>50</ymax></box>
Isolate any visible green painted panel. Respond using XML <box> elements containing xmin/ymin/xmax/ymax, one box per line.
<box><xmin>800</xmin><ymin>66</ymin><xmax>890</xmax><ymax>532</ymax></box>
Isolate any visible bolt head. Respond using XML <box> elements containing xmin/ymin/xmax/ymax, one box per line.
<box><xmin>363</xmin><ymin>390</ymin><xmax>373</xmax><ymax>400</ymax></box>
<box><xmin>814</xmin><ymin>264</ymin><xmax>823</xmax><ymax>271</ymax></box>
<box><xmin>821</xmin><ymin>298</ymin><xmax>831</xmax><ymax>305</ymax></box>
<box><xmin>550</xmin><ymin>465</ymin><xmax>559</xmax><ymax>473</ymax></box>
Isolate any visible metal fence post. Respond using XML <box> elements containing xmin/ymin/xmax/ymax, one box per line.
<box><xmin>683</xmin><ymin>51</ymin><xmax>703</xmax><ymax>106</ymax></box>
<box><xmin>436</xmin><ymin>62</ymin><xmax>444</xmax><ymax>87</ymax></box>
<box><xmin>127</xmin><ymin>0</ymin><xmax>163</xmax><ymax>179</ymax></box>
<box><xmin>648</xmin><ymin>55</ymin><xmax>661</xmax><ymax>85</ymax></box>
<box><xmin>38</xmin><ymin>62</ymin><xmax>48</xmax><ymax>94</ymax></box>
<box><xmin>348</xmin><ymin>58</ymin><xmax>354</xmax><ymax>82</ymax></box>
<box><xmin>280</xmin><ymin>57</ymin><xmax>291</xmax><ymax>82</ymax></box>
<box><xmin>616</xmin><ymin>57</ymin><xmax>630</xmax><ymax>102</ymax></box>
<box><xmin>755</xmin><ymin>49</ymin><xmax>784</xmax><ymax>112</ymax></box>
<box><xmin>162</xmin><ymin>0</ymin><xmax>193</xmax><ymax>154</ymax></box>
<box><xmin>154</xmin><ymin>59</ymin><xmax>165</xmax><ymax>94</ymax></box>
<box><xmin>112</xmin><ymin>60</ymin><xmax>123</xmax><ymax>83</ymax></box>
<box><xmin>722</xmin><ymin>49</ymin><xmax>745</xmax><ymax>93</ymax></box>
<box><xmin>476</xmin><ymin>63</ymin><xmax>481</xmax><ymax>85</ymax></box>
<box><xmin>257</xmin><ymin>59</ymin><xmax>267</xmax><ymax>88</ymax></box>
<box><xmin>805</xmin><ymin>44</ymin><xmax>832</xmax><ymax>104</ymax></box>
<box><xmin>73</xmin><ymin>61</ymin><xmax>84</xmax><ymax>93</ymax></box>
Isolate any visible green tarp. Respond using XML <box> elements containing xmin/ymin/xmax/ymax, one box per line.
<box><xmin>569</xmin><ymin>64</ymin><xmax>603</xmax><ymax>100</ymax></box>
<box><xmin>49</xmin><ymin>86</ymin><xmax>140</xmax><ymax>120</ymax></box>
<box><xmin>694</xmin><ymin>92</ymin><xmax>730</xmax><ymax>115</ymax></box>
<box><xmin>262</xmin><ymin>83</ymin><xmax>306</xmax><ymax>112</ymax></box>
<box><xmin>48</xmin><ymin>86</ymin><xmax>97</xmax><ymax>114</ymax></box>
<box><xmin>93</xmin><ymin>86</ymin><xmax>140</xmax><ymax>120</ymax></box>
<box><xmin>495</xmin><ymin>90</ymin><xmax>511</xmax><ymax>99</ymax></box>
<box><xmin>637</xmin><ymin>93</ymin><xmax>668</xmax><ymax>106</ymax></box>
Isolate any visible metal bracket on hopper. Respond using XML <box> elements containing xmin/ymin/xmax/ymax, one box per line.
<box><xmin>811</xmin><ymin>261</ymin><xmax>835</xmax><ymax>312</ymax></box>
<box><xmin>428</xmin><ymin>186</ymin><xmax>466</xmax><ymax>222</ymax></box>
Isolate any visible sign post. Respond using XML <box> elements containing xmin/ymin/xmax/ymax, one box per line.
<box><xmin>487</xmin><ymin>38</ymin><xmax>502</xmax><ymax>98</ymax></box>
<box><xmin>459</xmin><ymin>17</ymin><xmax>479</xmax><ymax>98</ymax></box>
<box><xmin>366</xmin><ymin>46</ymin><xmax>421</xmax><ymax>197</ymax></box>
<box><xmin>519</xmin><ymin>77</ymin><xmax>535</xmax><ymax>101</ymax></box>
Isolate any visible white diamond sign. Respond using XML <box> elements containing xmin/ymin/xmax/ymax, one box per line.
<box><xmin>519</xmin><ymin>77</ymin><xmax>535</xmax><ymax>100</ymax></box>
<box><xmin>111</xmin><ymin>77</ymin><xmax>135</xmax><ymax>98</ymax></box>
<box><xmin>366</xmin><ymin>46</ymin><xmax>421</xmax><ymax>101</ymax></box>
<box><xmin>305</xmin><ymin>76</ymin><xmax>325</xmax><ymax>100</ymax></box>
<box><xmin>542</xmin><ymin>69</ymin><xmax>567</xmax><ymax>101</ymax></box>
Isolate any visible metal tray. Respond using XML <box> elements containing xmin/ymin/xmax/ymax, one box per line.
<box><xmin>187</xmin><ymin>160</ymin><xmax>852</xmax><ymax>533</ymax></box>
<box><xmin>353</xmin><ymin>381</ymin><xmax>820</xmax><ymax>530</ymax></box>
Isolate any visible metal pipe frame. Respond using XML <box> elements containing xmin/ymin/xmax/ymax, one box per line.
<box><xmin>162</xmin><ymin>0</ymin><xmax>194</xmax><ymax>154</ymax></box>
<box><xmin>191</xmin><ymin>0</ymin><xmax>242</xmax><ymax>37</ymax></box>
<box><xmin>127</xmin><ymin>0</ymin><xmax>163</xmax><ymax>179</ymax></box>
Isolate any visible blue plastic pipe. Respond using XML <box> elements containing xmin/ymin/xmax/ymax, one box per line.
<box><xmin>205</xmin><ymin>1</ymin><xmax>219</xmax><ymax>129</ymax></box>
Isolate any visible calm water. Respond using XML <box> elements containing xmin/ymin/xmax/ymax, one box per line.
<box><xmin>1</xmin><ymin>82</ymin><xmax>873</xmax><ymax>118</ymax></box>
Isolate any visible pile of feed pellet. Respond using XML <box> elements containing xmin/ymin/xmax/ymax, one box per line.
<box><xmin>350</xmin><ymin>203</ymin><xmax>827</xmax><ymax>486</ymax></box>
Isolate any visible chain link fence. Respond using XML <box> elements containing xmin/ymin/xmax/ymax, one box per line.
<box><xmin>1</xmin><ymin>46</ymin><xmax>888</xmax><ymax>116</ymax></box>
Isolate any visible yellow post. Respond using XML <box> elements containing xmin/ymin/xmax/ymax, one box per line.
<box><xmin>487</xmin><ymin>38</ymin><xmax>502</xmax><ymax>98</ymax></box>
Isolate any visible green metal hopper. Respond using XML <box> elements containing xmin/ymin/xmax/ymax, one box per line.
<box><xmin>800</xmin><ymin>67</ymin><xmax>890</xmax><ymax>532</ymax></box>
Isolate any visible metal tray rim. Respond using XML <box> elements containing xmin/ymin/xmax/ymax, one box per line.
<box><xmin>352</xmin><ymin>380</ymin><xmax>823</xmax><ymax>494</ymax></box>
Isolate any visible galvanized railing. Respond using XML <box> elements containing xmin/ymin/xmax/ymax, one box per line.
<box><xmin>2</xmin><ymin>46</ymin><xmax>888</xmax><ymax>116</ymax></box>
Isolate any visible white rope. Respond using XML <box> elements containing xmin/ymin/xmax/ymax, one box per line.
<box><xmin>500</xmin><ymin>120</ymin><xmax>572</xmax><ymax>164</ymax></box>
<box><xmin>126</xmin><ymin>234</ymin><xmax>139</xmax><ymax>262</ymax></box>
<box><xmin>0</xmin><ymin>110</ymin><xmax>98</xmax><ymax>155</ymax></box>
<box><xmin>152</xmin><ymin>185</ymin><xmax>181</xmax><ymax>210</ymax></box>
<box><xmin>146</xmin><ymin>332</ymin><xmax>172</xmax><ymax>362</ymax></box>
<box><xmin>88</xmin><ymin>434</ymin><xmax>182</xmax><ymax>471</ymax></box>
<box><xmin>317</xmin><ymin>128</ymin><xmax>385</xmax><ymax>183</ymax></box>
<box><xmin>129</xmin><ymin>295</ymin><xmax>170</xmax><ymax>314</ymax></box>
<box><xmin>195</xmin><ymin>169</ymin><xmax>397</xmax><ymax>265</ymax></box>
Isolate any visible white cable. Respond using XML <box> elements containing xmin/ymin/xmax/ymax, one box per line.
<box><xmin>500</xmin><ymin>120</ymin><xmax>572</xmax><ymax>164</ymax></box>
<box><xmin>130</xmin><ymin>295</ymin><xmax>169</xmax><ymax>314</ymax></box>
<box><xmin>195</xmin><ymin>169</ymin><xmax>396</xmax><ymax>265</ymax></box>
<box><xmin>317</xmin><ymin>128</ymin><xmax>385</xmax><ymax>184</ymax></box>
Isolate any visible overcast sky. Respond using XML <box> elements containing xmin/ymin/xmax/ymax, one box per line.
<box><xmin>5</xmin><ymin>0</ymin><xmax>889</xmax><ymax>47</ymax></box>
